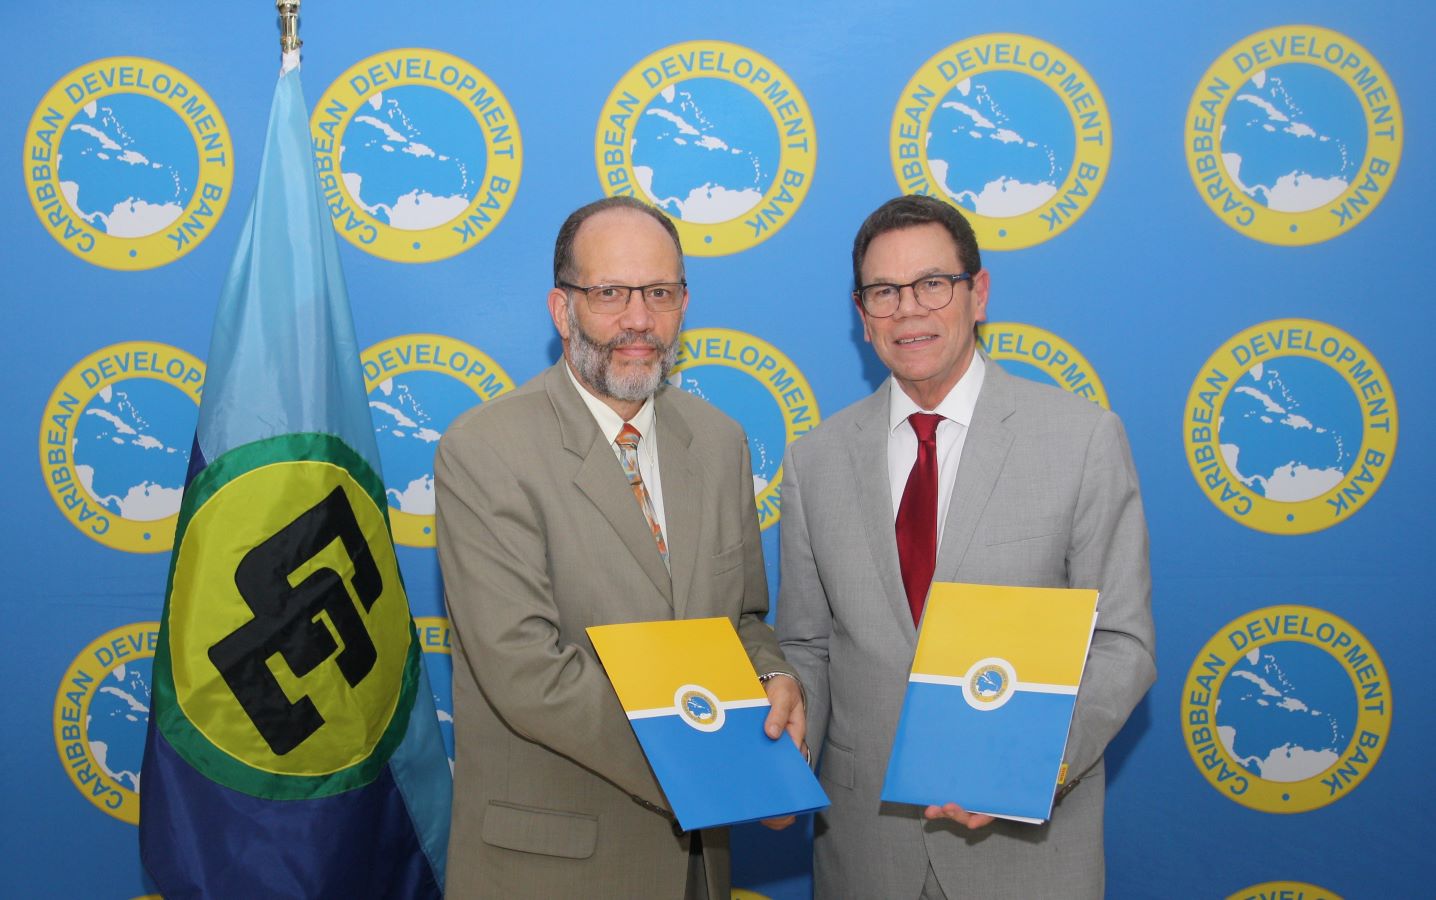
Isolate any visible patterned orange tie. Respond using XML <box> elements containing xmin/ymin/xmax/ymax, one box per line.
<box><xmin>616</xmin><ymin>423</ymin><xmax>670</xmax><ymax>570</ymax></box>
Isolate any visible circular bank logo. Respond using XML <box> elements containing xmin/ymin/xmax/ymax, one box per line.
<box><xmin>675</xmin><ymin>684</ymin><xmax>725</xmax><ymax>732</ymax></box>
<box><xmin>39</xmin><ymin>342</ymin><xmax>204</xmax><ymax>552</ymax></box>
<box><xmin>669</xmin><ymin>328</ymin><xmax>819</xmax><ymax>530</ymax></box>
<box><xmin>1182</xmin><ymin>605</ymin><xmax>1390</xmax><ymax>813</ymax></box>
<box><xmin>310</xmin><ymin>48</ymin><xmax>522</xmax><ymax>262</ymax></box>
<box><xmin>891</xmin><ymin>35</ymin><xmax>1110</xmax><ymax>250</ymax></box>
<box><xmin>596</xmin><ymin>40</ymin><xmax>816</xmax><ymax>255</ymax></box>
<box><xmin>362</xmin><ymin>334</ymin><xmax>515</xmax><ymax>546</ymax></box>
<box><xmin>1186</xmin><ymin>26</ymin><xmax>1402</xmax><ymax>245</ymax></box>
<box><xmin>962</xmin><ymin>657</ymin><xmax>1017</xmax><ymax>711</ymax></box>
<box><xmin>1227</xmin><ymin>882</ymin><xmax>1341</xmax><ymax>900</ymax></box>
<box><xmin>24</xmin><ymin>57</ymin><xmax>233</xmax><ymax>269</ymax></box>
<box><xmin>978</xmin><ymin>322</ymin><xmax>1108</xmax><ymax>408</ymax></box>
<box><xmin>1183</xmin><ymin>320</ymin><xmax>1396</xmax><ymax>534</ymax></box>
<box><xmin>153</xmin><ymin>433</ymin><xmax>419</xmax><ymax>798</ymax></box>
<box><xmin>53</xmin><ymin>622</ymin><xmax>158</xmax><ymax>824</ymax></box>
<box><xmin>414</xmin><ymin>617</ymin><xmax>455</xmax><ymax>770</ymax></box>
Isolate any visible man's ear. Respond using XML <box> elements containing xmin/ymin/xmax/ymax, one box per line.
<box><xmin>971</xmin><ymin>269</ymin><xmax>991</xmax><ymax>324</ymax></box>
<box><xmin>548</xmin><ymin>288</ymin><xmax>571</xmax><ymax>340</ymax></box>
<box><xmin>854</xmin><ymin>293</ymin><xmax>873</xmax><ymax>343</ymax></box>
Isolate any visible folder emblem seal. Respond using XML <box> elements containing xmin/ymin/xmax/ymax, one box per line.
<box><xmin>962</xmin><ymin>657</ymin><xmax>1017</xmax><ymax>711</ymax></box>
<box><xmin>675</xmin><ymin>684</ymin><xmax>725</xmax><ymax>732</ymax></box>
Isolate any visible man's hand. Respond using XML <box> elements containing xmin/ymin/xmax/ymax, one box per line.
<box><xmin>923</xmin><ymin>803</ymin><xmax>995</xmax><ymax>830</ymax></box>
<box><xmin>758</xmin><ymin>673</ymin><xmax>806</xmax><ymax>831</ymax></box>
<box><xmin>760</xmin><ymin>672</ymin><xmax>806</xmax><ymax>748</ymax></box>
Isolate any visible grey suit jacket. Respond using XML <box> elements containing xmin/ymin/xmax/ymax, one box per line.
<box><xmin>435</xmin><ymin>361</ymin><xmax>789</xmax><ymax>898</ymax></box>
<box><xmin>777</xmin><ymin>360</ymin><xmax>1155</xmax><ymax>900</ymax></box>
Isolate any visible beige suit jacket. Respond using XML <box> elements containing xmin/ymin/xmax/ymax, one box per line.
<box><xmin>435</xmin><ymin>361</ymin><xmax>788</xmax><ymax>898</ymax></box>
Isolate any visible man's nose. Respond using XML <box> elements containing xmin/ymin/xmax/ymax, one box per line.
<box><xmin>617</xmin><ymin>288</ymin><xmax>655</xmax><ymax>330</ymax></box>
<box><xmin>892</xmin><ymin>283</ymin><xmax>928</xmax><ymax>317</ymax></box>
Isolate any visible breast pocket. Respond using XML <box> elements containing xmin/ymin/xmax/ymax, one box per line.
<box><xmin>712</xmin><ymin>541</ymin><xmax>745</xmax><ymax>575</ymax></box>
<box><xmin>983</xmin><ymin>515</ymin><xmax>1066</xmax><ymax>547</ymax></box>
<box><xmin>707</xmin><ymin>541</ymin><xmax>745</xmax><ymax>603</ymax></box>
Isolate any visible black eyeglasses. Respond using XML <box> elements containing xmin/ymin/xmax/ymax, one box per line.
<box><xmin>557</xmin><ymin>280</ymin><xmax>687</xmax><ymax>314</ymax></box>
<box><xmin>855</xmin><ymin>273</ymin><xmax>972</xmax><ymax>318</ymax></box>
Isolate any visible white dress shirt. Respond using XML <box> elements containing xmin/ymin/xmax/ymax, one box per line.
<box><xmin>885</xmin><ymin>353</ymin><xmax>985</xmax><ymax>545</ymax></box>
<box><xmin>565</xmin><ymin>362</ymin><xmax>667</xmax><ymax>535</ymax></box>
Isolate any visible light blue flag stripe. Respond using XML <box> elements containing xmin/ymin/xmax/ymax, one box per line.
<box><xmin>196</xmin><ymin>67</ymin><xmax>376</xmax><ymax>472</ymax></box>
<box><xmin>389</xmin><ymin>656</ymin><xmax>453</xmax><ymax>883</ymax></box>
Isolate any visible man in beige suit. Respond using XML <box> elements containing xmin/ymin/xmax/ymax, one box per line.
<box><xmin>435</xmin><ymin>196</ymin><xmax>803</xmax><ymax>898</ymax></box>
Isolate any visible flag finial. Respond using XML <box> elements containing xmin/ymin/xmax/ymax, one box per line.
<box><xmin>277</xmin><ymin>1</ymin><xmax>301</xmax><ymax>55</ymax></box>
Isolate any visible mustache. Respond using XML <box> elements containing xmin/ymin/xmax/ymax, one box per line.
<box><xmin>598</xmin><ymin>330</ymin><xmax>668</xmax><ymax>352</ymax></box>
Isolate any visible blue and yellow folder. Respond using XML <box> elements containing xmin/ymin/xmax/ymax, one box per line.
<box><xmin>587</xmin><ymin>617</ymin><xmax>828</xmax><ymax>831</ymax></box>
<box><xmin>881</xmin><ymin>583</ymin><xmax>1099</xmax><ymax>823</ymax></box>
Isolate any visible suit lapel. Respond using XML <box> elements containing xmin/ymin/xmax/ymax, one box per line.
<box><xmin>934</xmin><ymin>359</ymin><xmax>1016</xmax><ymax>582</ymax></box>
<box><xmin>655</xmin><ymin>390</ymin><xmax>700</xmax><ymax>618</ymax></box>
<box><xmin>547</xmin><ymin>364</ymin><xmax>673</xmax><ymax>605</ymax></box>
<box><xmin>846</xmin><ymin>384</ymin><xmax>918</xmax><ymax>644</ymax></box>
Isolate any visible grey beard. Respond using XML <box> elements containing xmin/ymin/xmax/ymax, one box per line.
<box><xmin>566</xmin><ymin>299</ymin><xmax>681</xmax><ymax>404</ymax></box>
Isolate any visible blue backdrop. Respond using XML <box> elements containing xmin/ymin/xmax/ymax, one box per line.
<box><xmin>3</xmin><ymin>2</ymin><xmax>1431</xmax><ymax>897</ymax></box>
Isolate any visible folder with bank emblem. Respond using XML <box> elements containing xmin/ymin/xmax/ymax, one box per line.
<box><xmin>881</xmin><ymin>583</ymin><xmax>1099</xmax><ymax>823</ymax></box>
<box><xmin>587</xmin><ymin>617</ymin><xmax>828</xmax><ymax>831</ymax></box>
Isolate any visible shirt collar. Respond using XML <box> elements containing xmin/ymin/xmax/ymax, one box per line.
<box><xmin>887</xmin><ymin>352</ymin><xmax>986</xmax><ymax>434</ymax></box>
<box><xmin>564</xmin><ymin>360</ymin><xmax>657</xmax><ymax>443</ymax></box>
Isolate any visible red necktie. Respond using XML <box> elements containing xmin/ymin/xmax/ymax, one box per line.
<box><xmin>896</xmin><ymin>413</ymin><xmax>943</xmax><ymax>625</ymax></box>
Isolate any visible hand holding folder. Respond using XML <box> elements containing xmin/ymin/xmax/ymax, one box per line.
<box><xmin>756</xmin><ymin>672</ymin><xmax>807</xmax><ymax>829</ymax></box>
<box><xmin>882</xmin><ymin>583</ymin><xmax>1100</xmax><ymax>824</ymax></box>
<box><xmin>588</xmin><ymin>617</ymin><xmax>829</xmax><ymax>832</ymax></box>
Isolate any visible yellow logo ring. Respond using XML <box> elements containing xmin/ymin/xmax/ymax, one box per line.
<box><xmin>595</xmin><ymin>40</ymin><xmax>817</xmax><ymax>256</ymax></box>
<box><xmin>889</xmin><ymin>34</ymin><xmax>1111</xmax><ymax>250</ymax></box>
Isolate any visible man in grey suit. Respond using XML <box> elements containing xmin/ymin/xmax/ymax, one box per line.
<box><xmin>777</xmin><ymin>195</ymin><xmax>1155</xmax><ymax>899</ymax></box>
<box><xmin>435</xmin><ymin>196</ymin><xmax>804</xmax><ymax>898</ymax></box>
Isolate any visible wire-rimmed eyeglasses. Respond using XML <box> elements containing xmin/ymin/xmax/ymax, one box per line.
<box><xmin>557</xmin><ymin>280</ymin><xmax>687</xmax><ymax>314</ymax></box>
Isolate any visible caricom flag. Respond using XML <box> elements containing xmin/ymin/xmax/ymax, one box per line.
<box><xmin>588</xmin><ymin>617</ymin><xmax>827</xmax><ymax>831</ymax></box>
<box><xmin>138</xmin><ymin>59</ymin><xmax>451</xmax><ymax>899</ymax></box>
<box><xmin>882</xmin><ymin>583</ymin><xmax>1098</xmax><ymax>823</ymax></box>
